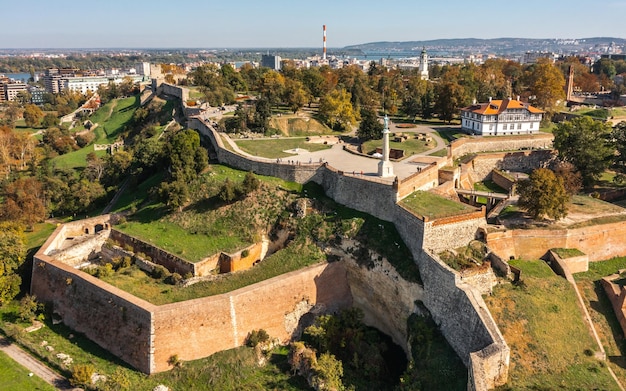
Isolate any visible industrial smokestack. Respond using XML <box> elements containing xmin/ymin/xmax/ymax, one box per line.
<box><xmin>323</xmin><ymin>25</ymin><xmax>327</xmax><ymax>60</ymax></box>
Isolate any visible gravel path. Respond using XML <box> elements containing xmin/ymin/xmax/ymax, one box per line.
<box><xmin>0</xmin><ymin>336</ymin><xmax>76</xmax><ymax>390</ymax></box>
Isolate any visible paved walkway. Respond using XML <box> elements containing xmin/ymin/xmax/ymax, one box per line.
<box><xmin>214</xmin><ymin>113</ymin><xmax>453</xmax><ymax>182</ymax></box>
<box><xmin>0</xmin><ymin>336</ymin><xmax>75</xmax><ymax>390</ymax></box>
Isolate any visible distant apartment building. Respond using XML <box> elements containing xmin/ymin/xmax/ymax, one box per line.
<box><xmin>261</xmin><ymin>54</ymin><xmax>282</xmax><ymax>70</ymax></box>
<box><xmin>460</xmin><ymin>98</ymin><xmax>544</xmax><ymax>136</ymax></box>
<box><xmin>43</xmin><ymin>67</ymin><xmax>145</xmax><ymax>94</ymax></box>
<box><xmin>4</xmin><ymin>83</ymin><xmax>28</xmax><ymax>101</ymax></box>
<box><xmin>28</xmin><ymin>86</ymin><xmax>46</xmax><ymax>105</ymax></box>
<box><xmin>521</xmin><ymin>52</ymin><xmax>557</xmax><ymax>64</ymax></box>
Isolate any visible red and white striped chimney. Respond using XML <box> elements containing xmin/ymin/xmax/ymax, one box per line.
<box><xmin>323</xmin><ymin>25</ymin><xmax>327</xmax><ymax>60</ymax></box>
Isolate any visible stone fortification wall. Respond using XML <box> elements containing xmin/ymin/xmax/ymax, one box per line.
<box><xmin>416</xmin><ymin>251</ymin><xmax>509</xmax><ymax>390</ymax></box>
<box><xmin>396</xmin><ymin>164</ymin><xmax>440</xmax><ymax>200</ymax></box>
<box><xmin>344</xmin><ymin>257</ymin><xmax>424</xmax><ymax>351</ymax></box>
<box><xmin>189</xmin><ymin>117</ymin><xmax>321</xmax><ymax>184</ymax></box>
<box><xmin>422</xmin><ymin>210</ymin><xmax>487</xmax><ymax>253</ymax></box>
<box><xmin>31</xmin><ymin>255</ymin><xmax>155</xmax><ymax>373</ymax></box>
<box><xmin>465</xmin><ymin>150</ymin><xmax>555</xmax><ymax>182</ymax></box>
<box><xmin>110</xmin><ymin>230</ymin><xmax>196</xmax><ymax>276</ymax></box>
<box><xmin>601</xmin><ymin>275</ymin><xmax>626</xmax><ymax>339</ymax></box>
<box><xmin>51</xmin><ymin>231</ymin><xmax>109</xmax><ymax>267</ymax></box>
<box><xmin>151</xmin><ymin>262</ymin><xmax>352</xmax><ymax>372</ymax></box>
<box><xmin>486</xmin><ymin>220</ymin><xmax>626</xmax><ymax>262</ymax></box>
<box><xmin>450</xmin><ymin>134</ymin><xmax>553</xmax><ymax>159</ymax></box>
<box><xmin>219</xmin><ymin>242</ymin><xmax>264</xmax><ymax>273</ymax></box>
<box><xmin>159</xmin><ymin>82</ymin><xmax>189</xmax><ymax>102</ymax></box>
<box><xmin>312</xmin><ymin>166</ymin><xmax>399</xmax><ymax>222</ymax></box>
<box><xmin>491</xmin><ymin>170</ymin><xmax>515</xmax><ymax>193</ymax></box>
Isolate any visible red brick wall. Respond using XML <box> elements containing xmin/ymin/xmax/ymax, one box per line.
<box><xmin>151</xmin><ymin>262</ymin><xmax>352</xmax><ymax>372</ymax></box>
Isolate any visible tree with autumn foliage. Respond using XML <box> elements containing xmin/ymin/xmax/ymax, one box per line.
<box><xmin>1</xmin><ymin>177</ymin><xmax>46</xmax><ymax>229</ymax></box>
<box><xmin>318</xmin><ymin>89</ymin><xmax>358</xmax><ymax>132</ymax></box>
<box><xmin>0</xmin><ymin>222</ymin><xmax>26</xmax><ymax>305</ymax></box>
<box><xmin>526</xmin><ymin>58</ymin><xmax>566</xmax><ymax>113</ymax></box>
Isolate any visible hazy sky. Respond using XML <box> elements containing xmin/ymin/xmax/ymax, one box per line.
<box><xmin>3</xmin><ymin>0</ymin><xmax>626</xmax><ymax>48</ymax></box>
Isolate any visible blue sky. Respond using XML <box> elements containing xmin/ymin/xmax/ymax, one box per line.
<box><xmin>3</xmin><ymin>0</ymin><xmax>626</xmax><ymax>48</ymax></box>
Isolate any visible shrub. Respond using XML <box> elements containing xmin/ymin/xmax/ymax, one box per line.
<box><xmin>152</xmin><ymin>265</ymin><xmax>170</xmax><ymax>279</ymax></box>
<box><xmin>75</xmin><ymin>132</ymin><xmax>95</xmax><ymax>148</ymax></box>
<box><xmin>18</xmin><ymin>294</ymin><xmax>39</xmax><ymax>322</ymax></box>
<box><xmin>165</xmin><ymin>273</ymin><xmax>183</xmax><ymax>285</ymax></box>
<box><xmin>70</xmin><ymin>364</ymin><xmax>95</xmax><ymax>387</ymax></box>
<box><xmin>246</xmin><ymin>329</ymin><xmax>270</xmax><ymax>347</ymax></box>
<box><xmin>96</xmin><ymin>263</ymin><xmax>114</xmax><ymax>278</ymax></box>
<box><xmin>167</xmin><ymin>354</ymin><xmax>183</xmax><ymax>368</ymax></box>
<box><xmin>241</xmin><ymin>249</ymin><xmax>250</xmax><ymax>258</ymax></box>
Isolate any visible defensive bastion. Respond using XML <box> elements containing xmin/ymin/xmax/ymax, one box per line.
<box><xmin>32</xmin><ymin>84</ymin><xmax>565</xmax><ymax>389</ymax></box>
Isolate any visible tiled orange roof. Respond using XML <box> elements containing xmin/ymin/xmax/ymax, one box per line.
<box><xmin>461</xmin><ymin>99</ymin><xmax>544</xmax><ymax>115</ymax></box>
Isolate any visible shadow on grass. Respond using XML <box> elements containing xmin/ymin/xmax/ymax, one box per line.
<box><xmin>591</xmin><ymin>281</ymin><xmax>626</xmax><ymax>357</ymax></box>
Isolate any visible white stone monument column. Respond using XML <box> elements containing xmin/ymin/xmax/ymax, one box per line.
<box><xmin>378</xmin><ymin>115</ymin><xmax>394</xmax><ymax>177</ymax></box>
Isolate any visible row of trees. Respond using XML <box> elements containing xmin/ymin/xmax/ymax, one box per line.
<box><xmin>184</xmin><ymin>56</ymin><xmax>606</xmax><ymax>135</ymax></box>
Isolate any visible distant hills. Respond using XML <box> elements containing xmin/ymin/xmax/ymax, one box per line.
<box><xmin>344</xmin><ymin>37</ymin><xmax>626</xmax><ymax>56</ymax></box>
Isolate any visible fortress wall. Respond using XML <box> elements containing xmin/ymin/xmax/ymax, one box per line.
<box><xmin>51</xmin><ymin>231</ymin><xmax>109</xmax><ymax>267</ymax></box>
<box><xmin>312</xmin><ymin>166</ymin><xmax>398</xmax><ymax>222</ymax></box>
<box><xmin>110</xmin><ymin>230</ymin><xmax>195</xmax><ymax>277</ymax></box>
<box><xmin>31</xmin><ymin>255</ymin><xmax>155</xmax><ymax>373</ymax></box>
<box><xmin>151</xmin><ymin>262</ymin><xmax>352</xmax><ymax>372</ymax></box>
<box><xmin>423</xmin><ymin>211</ymin><xmax>487</xmax><ymax>253</ymax></box>
<box><xmin>486</xmin><ymin>220</ymin><xmax>626</xmax><ymax>262</ymax></box>
<box><xmin>396</xmin><ymin>164</ymin><xmax>440</xmax><ymax>199</ymax></box>
<box><xmin>416</xmin><ymin>251</ymin><xmax>509</xmax><ymax>390</ymax></box>
<box><xmin>450</xmin><ymin>133</ymin><xmax>553</xmax><ymax>159</ymax></box>
<box><xmin>344</xmin><ymin>257</ymin><xmax>424</xmax><ymax>351</ymax></box>
<box><xmin>219</xmin><ymin>242</ymin><xmax>264</xmax><ymax>273</ymax></box>
<box><xmin>159</xmin><ymin>83</ymin><xmax>188</xmax><ymax>102</ymax></box>
<box><xmin>467</xmin><ymin>150</ymin><xmax>555</xmax><ymax>182</ymax></box>
<box><xmin>491</xmin><ymin>170</ymin><xmax>515</xmax><ymax>193</ymax></box>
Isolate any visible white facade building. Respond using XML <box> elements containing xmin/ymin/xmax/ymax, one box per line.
<box><xmin>460</xmin><ymin>98</ymin><xmax>544</xmax><ymax>136</ymax></box>
<box><xmin>61</xmin><ymin>76</ymin><xmax>110</xmax><ymax>94</ymax></box>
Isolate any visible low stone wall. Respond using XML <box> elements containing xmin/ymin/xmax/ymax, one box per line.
<box><xmin>423</xmin><ymin>210</ymin><xmax>487</xmax><ymax>253</ymax></box>
<box><xmin>450</xmin><ymin>134</ymin><xmax>553</xmax><ymax>159</ymax></box>
<box><xmin>491</xmin><ymin>170</ymin><xmax>515</xmax><ymax>193</ymax></box>
<box><xmin>547</xmin><ymin>250</ymin><xmax>589</xmax><ymax>274</ymax></box>
<box><xmin>486</xmin><ymin>220</ymin><xmax>626</xmax><ymax>262</ymax></box>
<box><xmin>110</xmin><ymin>230</ymin><xmax>196</xmax><ymax>277</ymax></box>
<box><xmin>460</xmin><ymin>264</ymin><xmax>498</xmax><ymax>295</ymax></box>
<box><xmin>601</xmin><ymin>274</ymin><xmax>626</xmax><ymax>339</ymax></box>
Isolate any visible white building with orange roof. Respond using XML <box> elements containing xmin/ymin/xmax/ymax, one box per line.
<box><xmin>460</xmin><ymin>98</ymin><xmax>544</xmax><ymax>136</ymax></box>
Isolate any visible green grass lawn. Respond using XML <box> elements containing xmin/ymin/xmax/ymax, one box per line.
<box><xmin>473</xmin><ymin>180</ymin><xmax>508</xmax><ymax>203</ymax></box>
<box><xmin>400</xmin><ymin>191</ymin><xmax>477</xmax><ymax>219</ymax></box>
<box><xmin>433</xmin><ymin>128</ymin><xmax>467</xmax><ymax>143</ymax></box>
<box><xmin>428</xmin><ymin>148</ymin><xmax>448</xmax><ymax>157</ymax></box>
<box><xmin>98</xmin><ymin>242</ymin><xmax>325</xmax><ymax>305</ymax></box>
<box><xmin>485</xmin><ymin>259</ymin><xmax>618</xmax><ymax>390</ymax></box>
<box><xmin>361</xmin><ymin>137</ymin><xmax>431</xmax><ymax>158</ymax></box>
<box><xmin>24</xmin><ymin>223</ymin><xmax>57</xmax><ymax>251</ymax></box>
<box><xmin>0</xmin><ymin>350</ymin><xmax>56</xmax><ymax>391</ymax></box>
<box><xmin>234</xmin><ymin>138</ymin><xmax>331</xmax><ymax>159</ymax></box>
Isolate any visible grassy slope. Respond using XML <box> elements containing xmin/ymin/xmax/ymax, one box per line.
<box><xmin>53</xmin><ymin>96</ymin><xmax>138</xmax><ymax>169</ymax></box>
<box><xmin>0</xmin><ymin>350</ymin><xmax>56</xmax><ymax>391</ymax></box>
<box><xmin>485</xmin><ymin>260</ymin><xmax>617</xmax><ymax>390</ymax></box>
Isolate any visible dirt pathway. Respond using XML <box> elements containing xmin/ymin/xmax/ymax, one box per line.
<box><xmin>0</xmin><ymin>336</ymin><xmax>75</xmax><ymax>390</ymax></box>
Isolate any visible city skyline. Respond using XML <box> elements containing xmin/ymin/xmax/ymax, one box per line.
<box><xmin>2</xmin><ymin>0</ymin><xmax>626</xmax><ymax>49</ymax></box>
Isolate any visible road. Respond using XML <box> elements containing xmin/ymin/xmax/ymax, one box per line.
<box><xmin>0</xmin><ymin>336</ymin><xmax>75</xmax><ymax>390</ymax></box>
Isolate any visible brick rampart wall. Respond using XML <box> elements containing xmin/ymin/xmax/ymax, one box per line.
<box><xmin>486</xmin><ymin>220</ymin><xmax>626</xmax><ymax>262</ymax></box>
<box><xmin>397</xmin><ymin>164</ymin><xmax>440</xmax><ymax>199</ymax></box>
<box><xmin>151</xmin><ymin>262</ymin><xmax>352</xmax><ymax>372</ymax></box>
<box><xmin>31</xmin><ymin>254</ymin><xmax>155</xmax><ymax>373</ymax></box>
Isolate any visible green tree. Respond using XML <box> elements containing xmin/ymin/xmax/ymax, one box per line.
<box><xmin>41</xmin><ymin>113</ymin><xmax>58</xmax><ymax>128</ymax></box>
<box><xmin>259</xmin><ymin>70</ymin><xmax>285</xmax><ymax>108</ymax></box>
<box><xmin>553</xmin><ymin>116</ymin><xmax>615</xmax><ymax>186</ymax></box>
<box><xmin>319</xmin><ymin>89</ymin><xmax>358</xmax><ymax>132</ymax></box>
<box><xmin>283</xmin><ymin>78</ymin><xmax>308</xmax><ymax>113</ymax></box>
<box><xmin>0</xmin><ymin>222</ymin><xmax>26</xmax><ymax>306</ymax></box>
<box><xmin>402</xmin><ymin>76</ymin><xmax>428</xmax><ymax>118</ymax></box>
<box><xmin>356</xmin><ymin>107</ymin><xmax>383</xmax><ymax>141</ymax></box>
<box><xmin>613</xmin><ymin>121</ymin><xmax>626</xmax><ymax>171</ymax></box>
<box><xmin>313</xmin><ymin>353</ymin><xmax>344</xmax><ymax>391</ymax></box>
<box><xmin>518</xmin><ymin>168</ymin><xmax>569</xmax><ymax>220</ymax></box>
<box><xmin>434</xmin><ymin>81</ymin><xmax>466</xmax><ymax>123</ymax></box>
